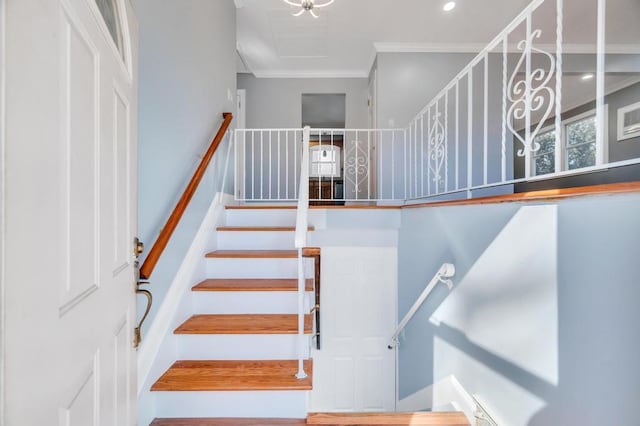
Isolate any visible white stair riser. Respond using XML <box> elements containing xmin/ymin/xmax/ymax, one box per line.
<box><xmin>192</xmin><ymin>291</ymin><xmax>312</xmax><ymax>314</ymax></box>
<box><xmin>153</xmin><ymin>391</ymin><xmax>308</xmax><ymax>418</ymax></box>
<box><xmin>217</xmin><ymin>231</ymin><xmax>296</xmax><ymax>250</ymax></box>
<box><xmin>175</xmin><ymin>335</ymin><xmax>311</xmax><ymax>360</ymax></box>
<box><xmin>225</xmin><ymin>209</ymin><xmax>297</xmax><ymax>227</ymax></box>
<box><xmin>206</xmin><ymin>258</ymin><xmax>300</xmax><ymax>278</ymax></box>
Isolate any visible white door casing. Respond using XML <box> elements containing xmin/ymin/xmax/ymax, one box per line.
<box><xmin>236</xmin><ymin>89</ymin><xmax>246</xmax><ymax>129</ymax></box>
<box><xmin>310</xmin><ymin>247</ymin><xmax>397</xmax><ymax>413</ymax></box>
<box><xmin>4</xmin><ymin>0</ymin><xmax>138</xmax><ymax>424</ymax></box>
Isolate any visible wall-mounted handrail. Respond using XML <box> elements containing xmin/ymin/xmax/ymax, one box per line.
<box><xmin>388</xmin><ymin>263</ymin><xmax>455</xmax><ymax>349</ymax></box>
<box><xmin>295</xmin><ymin>126</ymin><xmax>311</xmax><ymax>379</ymax></box>
<box><xmin>140</xmin><ymin>112</ymin><xmax>233</xmax><ymax>280</ymax></box>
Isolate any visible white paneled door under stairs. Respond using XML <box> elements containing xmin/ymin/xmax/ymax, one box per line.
<box><xmin>149</xmin><ymin>206</ymin><xmax>315</xmax><ymax>423</ymax></box>
<box><xmin>309</xmin><ymin>246</ymin><xmax>397</xmax><ymax>413</ymax></box>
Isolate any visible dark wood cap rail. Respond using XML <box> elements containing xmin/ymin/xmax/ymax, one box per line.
<box><xmin>140</xmin><ymin>112</ymin><xmax>233</xmax><ymax>280</ymax></box>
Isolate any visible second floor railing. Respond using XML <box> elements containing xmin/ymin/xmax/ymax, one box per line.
<box><xmin>234</xmin><ymin>0</ymin><xmax>639</xmax><ymax>205</ymax></box>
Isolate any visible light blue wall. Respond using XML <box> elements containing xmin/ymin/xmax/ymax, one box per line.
<box><xmin>237</xmin><ymin>74</ymin><xmax>369</xmax><ymax>129</ymax></box>
<box><xmin>136</xmin><ymin>0</ymin><xmax>237</xmax><ymax>335</ymax></box>
<box><xmin>397</xmin><ymin>193</ymin><xmax>640</xmax><ymax>425</ymax></box>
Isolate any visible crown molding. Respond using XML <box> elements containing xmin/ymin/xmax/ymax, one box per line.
<box><xmin>374</xmin><ymin>42</ymin><xmax>487</xmax><ymax>53</ymax></box>
<box><xmin>374</xmin><ymin>41</ymin><xmax>640</xmax><ymax>55</ymax></box>
<box><xmin>251</xmin><ymin>69</ymin><xmax>370</xmax><ymax>79</ymax></box>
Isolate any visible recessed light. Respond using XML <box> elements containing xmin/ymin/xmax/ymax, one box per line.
<box><xmin>443</xmin><ymin>1</ymin><xmax>456</xmax><ymax>12</ymax></box>
<box><xmin>581</xmin><ymin>73</ymin><xmax>594</xmax><ymax>81</ymax></box>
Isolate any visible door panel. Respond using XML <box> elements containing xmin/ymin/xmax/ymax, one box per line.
<box><xmin>310</xmin><ymin>247</ymin><xmax>397</xmax><ymax>412</ymax></box>
<box><xmin>4</xmin><ymin>0</ymin><xmax>138</xmax><ymax>424</ymax></box>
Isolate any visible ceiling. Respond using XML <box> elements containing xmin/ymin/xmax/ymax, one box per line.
<box><xmin>235</xmin><ymin>0</ymin><xmax>640</xmax><ymax>79</ymax></box>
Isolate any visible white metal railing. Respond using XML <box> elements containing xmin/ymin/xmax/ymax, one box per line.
<box><xmin>234</xmin><ymin>0</ymin><xmax>639</xmax><ymax>205</ymax></box>
<box><xmin>294</xmin><ymin>127</ymin><xmax>311</xmax><ymax>379</ymax></box>
<box><xmin>388</xmin><ymin>263</ymin><xmax>455</xmax><ymax>349</ymax></box>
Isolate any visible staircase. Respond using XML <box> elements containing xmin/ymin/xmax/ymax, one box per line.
<box><xmin>150</xmin><ymin>205</ymin><xmax>315</xmax><ymax>423</ymax></box>
<box><xmin>148</xmin><ymin>204</ymin><xmax>471</xmax><ymax>425</ymax></box>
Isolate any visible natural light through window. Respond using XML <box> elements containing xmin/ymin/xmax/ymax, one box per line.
<box><xmin>532</xmin><ymin>108</ymin><xmax>605</xmax><ymax>176</ymax></box>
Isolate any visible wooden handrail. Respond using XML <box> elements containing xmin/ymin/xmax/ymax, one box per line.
<box><xmin>140</xmin><ymin>112</ymin><xmax>233</xmax><ymax>279</ymax></box>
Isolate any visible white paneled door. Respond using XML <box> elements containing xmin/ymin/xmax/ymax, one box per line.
<box><xmin>310</xmin><ymin>247</ymin><xmax>397</xmax><ymax>413</ymax></box>
<box><xmin>3</xmin><ymin>0</ymin><xmax>138</xmax><ymax>424</ymax></box>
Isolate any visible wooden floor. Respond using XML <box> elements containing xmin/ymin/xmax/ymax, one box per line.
<box><xmin>150</xmin><ymin>419</ymin><xmax>306</xmax><ymax>426</ymax></box>
<box><xmin>217</xmin><ymin>226</ymin><xmax>314</xmax><ymax>232</ymax></box>
<box><xmin>174</xmin><ymin>314</ymin><xmax>313</xmax><ymax>334</ymax></box>
<box><xmin>150</xmin><ymin>412</ymin><xmax>470</xmax><ymax>425</ymax></box>
<box><xmin>192</xmin><ymin>278</ymin><xmax>314</xmax><ymax>292</ymax></box>
<box><xmin>307</xmin><ymin>412</ymin><xmax>470</xmax><ymax>425</ymax></box>
<box><xmin>151</xmin><ymin>360</ymin><xmax>313</xmax><ymax>391</ymax></box>
<box><xmin>205</xmin><ymin>250</ymin><xmax>298</xmax><ymax>258</ymax></box>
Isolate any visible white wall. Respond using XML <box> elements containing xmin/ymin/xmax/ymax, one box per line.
<box><xmin>397</xmin><ymin>193</ymin><xmax>640</xmax><ymax>425</ymax></box>
<box><xmin>237</xmin><ymin>74</ymin><xmax>369</xmax><ymax>129</ymax></box>
<box><xmin>136</xmin><ymin>0</ymin><xmax>236</xmax><ymax>334</ymax></box>
<box><xmin>375</xmin><ymin>52</ymin><xmax>475</xmax><ymax>128</ymax></box>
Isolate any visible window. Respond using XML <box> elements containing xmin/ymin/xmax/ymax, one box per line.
<box><xmin>532</xmin><ymin>108</ymin><xmax>607</xmax><ymax>176</ymax></box>
<box><xmin>94</xmin><ymin>0</ymin><xmax>125</xmax><ymax>59</ymax></box>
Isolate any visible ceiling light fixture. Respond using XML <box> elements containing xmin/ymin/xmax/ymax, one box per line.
<box><xmin>284</xmin><ymin>0</ymin><xmax>335</xmax><ymax>18</ymax></box>
<box><xmin>443</xmin><ymin>1</ymin><xmax>456</xmax><ymax>12</ymax></box>
<box><xmin>581</xmin><ymin>73</ymin><xmax>595</xmax><ymax>81</ymax></box>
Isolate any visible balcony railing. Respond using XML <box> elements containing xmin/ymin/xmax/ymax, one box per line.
<box><xmin>234</xmin><ymin>0</ymin><xmax>640</xmax><ymax>204</ymax></box>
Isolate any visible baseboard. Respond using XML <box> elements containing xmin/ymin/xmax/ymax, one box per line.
<box><xmin>397</xmin><ymin>375</ymin><xmax>476</xmax><ymax>423</ymax></box>
<box><xmin>136</xmin><ymin>192</ymin><xmax>232</xmax><ymax>396</ymax></box>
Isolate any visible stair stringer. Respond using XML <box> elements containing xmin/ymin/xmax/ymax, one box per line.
<box><xmin>139</xmin><ymin>204</ymin><xmax>316</xmax><ymax>425</ymax></box>
<box><xmin>137</xmin><ymin>192</ymin><xmax>231</xmax><ymax>426</ymax></box>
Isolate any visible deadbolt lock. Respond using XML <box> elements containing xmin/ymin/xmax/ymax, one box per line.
<box><xmin>134</xmin><ymin>237</ymin><xmax>144</xmax><ymax>258</ymax></box>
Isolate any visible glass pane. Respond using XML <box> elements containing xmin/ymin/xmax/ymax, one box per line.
<box><xmin>534</xmin><ymin>131</ymin><xmax>556</xmax><ymax>154</ymax></box>
<box><xmin>567</xmin><ymin>144</ymin><xmax>596</xmax><ymax>170</ymax></box>
<box><xmin>95</xmin><ymin>0</ymin><xmax>124</xmax><ymax>58</ymax></box>
<box><xmin>566</xmin><ymin>116</ymin><xmax>596</xmax><ymax>146</ymax></box>
<box><xmin>535</xmin><ymin>153</ymin><xmax>555</xmax><ymax>176</ymax></box>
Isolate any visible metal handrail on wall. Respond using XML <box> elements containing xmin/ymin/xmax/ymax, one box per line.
<box><xmin>388</xmin><ymin>263</ymin><xmax>456</xmax><ymax>349</ymax></box>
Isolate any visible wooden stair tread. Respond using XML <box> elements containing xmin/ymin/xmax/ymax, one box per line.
<box><xmin>217</xmin><ymin>226</ymin><xmax>314</xmax><ymax>232</ymax></box>
<box><xmin>206</xmin><ymin>250</ymin><xmax>298</xmax><ymax>259</ymax></box>
<box><xmin>193</xmin><ymin>279</ymin><xmax>313</xmax><ymax>292</ymax></box>
<box><xmin>150</xmin><ymin>419</ymin><xmax>306</xmax><ymax>425</ymax></box>
<box><xmin>175</xmin><ymin>314</ymin><xmax>313</xmax><ymax>334</ymax></box>
<box><xmin>307</xmin><ymin>412</ymin><xmax>470</xmax><ymax>425</ymax></box>
<box><xmin>151</xmin><ymin>360</ymin><xmax>313</xmax><ymax>391</ymax></box>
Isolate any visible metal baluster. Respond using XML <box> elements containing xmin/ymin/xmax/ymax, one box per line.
<box><xmin>484</xmin><ymin>53</ymin><xmax>489</xmax><ymax>185</ymax></box>
<box><xmin>555</xmin><ymin>0</ymin><xmax>564</xmax><ymax>173</ymax></box>
<box><xmin>468</xmin><ymin>69</ymin><xmax>474</xmax><ymax>197</ymax></box>
<box><xmin>502</xmin><ymin>37</ymin><xmax>508</xmax><ymax>182</ymax></box>
<box><xmin>445</xmin><ymin>91</ymin><xmax>449</xmax><ymax>193</ymax></box>
<box><xmin>456</xmin><ymin>82</ymin><xmax>460</xmax><ymax>190</ymax></box>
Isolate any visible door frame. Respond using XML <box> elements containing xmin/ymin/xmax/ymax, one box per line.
<box><xmin>237</xmin><ymin>89</ymin><xmax>246</xmax><ymax>129</ymax></box>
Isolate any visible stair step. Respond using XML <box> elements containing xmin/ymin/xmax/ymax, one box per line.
<box><xmin>150</xmin><ymin>419</ymin><xmax>306</xmax><ymax>426</ymax></box>
<box><xmin>206</xmin><ymin>250</ymin><xmax>297</xmax><ymax>259</ymax></box>
<box><xmin>174</xmin><ymin>314</ymin><xmax>313</xmax><ymax>335</ymax></box>
<box><xmin>307</xmin><ymin>412</ymin><xmax>470</xmax><ymax>425</ymax></box>
<box><xmin>193</xmin><ymin>279</ymin><xmax>313</xmax><ymax>292</ymax></box>
<box><xmin>307</xmin><ymin>412</ymin><xmax>469</xmax><ymax>425</ymax></box>
<box><xmin>151</xmin><ymin>360</ymin><xmax>313</xmax><ymax>391</ymax></box>
<box><xmin>217</xmin><ymin>226</ymin><xmax>314</xmax><ymax>232</ymax></box>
